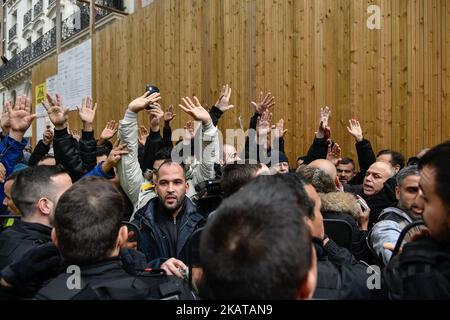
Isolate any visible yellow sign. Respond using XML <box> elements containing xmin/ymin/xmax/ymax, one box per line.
<box><xmin>35</xmin><ymin>83</ymin><xmax>46</xmax><ymax>106</ymax></box>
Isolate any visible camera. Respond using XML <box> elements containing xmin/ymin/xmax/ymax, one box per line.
<box><xmin>194</xmin><ymin>180</ymin><xmax>223</xmax><ymax>216</ymax></box>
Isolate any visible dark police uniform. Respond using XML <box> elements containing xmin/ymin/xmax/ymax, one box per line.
<box><xmin>0</xmin><ymin>220</ymin><xmax>51</xmax><ymax>270</ymax></box>
<box><xmin>34</xmin><ymin>257</ymin><xmax>196</xmax><ymax>300</ymax></box>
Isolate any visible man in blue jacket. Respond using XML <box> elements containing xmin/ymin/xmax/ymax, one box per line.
<box><xmin>0</xmin><ymin>95</ymin><xmax>36</xmax><ymax>206</ymax></box>
<box><xmin>131</xmin><ymin>159</ymin><xmax>205</xmax><ymax>278</ymax></box>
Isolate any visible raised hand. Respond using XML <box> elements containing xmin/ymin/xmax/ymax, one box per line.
<box><xmin>100</xmin><ymin>120</ymin><xmax>118</xmax><ymax>141</ymax></box>
<box><xmin>102</xmin><ymin>140</ymin><xmax>129</xmax><ymax>173</ymax></box>
<box><xmin>179</xmin><ymin>96</ymin><xmax>212</xmax><ymax>126</ymax></box>
<box><xmin>164</xmin><ymin>105</ymin><xmax>176</xmax><ymax>123</ymax></box>
<box><xmin>326</xmin><ymin>142</ymin><xmax>342</xmax><ymax>166</ymax></box>
<box><xmin>251</xmin><ymin>91</ymin><xmax>275</xmax><ymax>114</ymax></box>
<box><xmin>138</xmin><ymin>126</ymin><xmax>149</xmax><ymax>145</ymax></box>
<box><xmin>7</xmin><ymin>95</ymin><xmax>36</xmax><ymax>133</ymax></box>
<box><xmin>1</xmin><ymin>108</ymin><xmax>10</xmax><ymax>131</ymax></box>
<box><xmin>42</xmin><ymin>127</ymin><xmax>54</xmax><ymax>146</ymax></box>
<box><xmin>256</xmin><ymin>110</ymin><xmax>272</xmax><ymax>137</ymax></box>
<box><xmin>183</xmin><ymin>121</ymin><xmax>195</xmax><ymax>141</ymax></box>
<box><xmin>78</xmin><ymin>97</ymin><xmax>97</xmax><ymax>125</ymax></box>
<box><xmin>70</xmin><ymin>129</ymin><xmax>81</xmax><ymax>142</ymax></box>
<box><xmin>316</xmin><ymin>106</ymin><xmax>331</xmax><ymax>139</ymax></box>
<box><xmin>148</xmin><ymin>103</ymin><xmax>164</xmax><ymax>132</ymax></box>
<box><xmin>127</xmin><ymin>92</ymin><xmax>161</xmax><ymax>113</ymax></box>
<box><xmin>346</xmin><ymin>119</ymin><xmax>364</xmax><ymax>142</ymax></box>
<box><xmin>272</xmin><ymin>118</ymin><xmax>287</xmax><ymax>139</ymax></box>
<box><xmin>44</xmin><ymin>93</ymin><xmax>69</xmax><ymax>129</ymax></box>
<box><xmin>215</xmin><ymin>84</ymin><xmax>235</xmax><ymax>112</ymax></box>
<box><xmin>320</xmin><ymin>106</ymin><xmax>331</xmax><ymax>127</ymax></box>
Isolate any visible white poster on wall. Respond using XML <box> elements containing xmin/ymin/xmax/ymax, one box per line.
<box><xmin>46</xmin><ymin>75</ymin><xmax>58</xmax><ymax>97</ymax></box>
<box><xmin>57</xmin><ymin>38</ymin><xmax>92</xmax><ymax>110</ymax></box>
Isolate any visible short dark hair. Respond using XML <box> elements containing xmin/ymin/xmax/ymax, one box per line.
<box><xmin>338</xmin><ymin>157</ymin><xmax>355</xmax><ymax>170</ymax></box>
<box><xmin>5</xmin><ymin>170</ymin><xmax>22</xmax><ymax>183</ymax></box>
<box><xmin>54</xmin><ymin>176</ymin><xmax>124</xmax><ymax>265</ymax></box>
<box><xmin>377</xmin><ymin>149</ymin><xmax>405</xmax><ymax>170</ymax></box>
<box><xmin>418</xmin><ymin>140</ymin><xmax>450</xmax><ymax>206</ymax></box>
<box><xmin>154</xmin><ymin>160</ymin><xmax>186</xmax><ymax>180</ymax></box>
<box><xmin>11</xmin><ymin>165</ymin><xmax>68</xmax><ymax>217</ymax></box>
<box><xmin>220</xmin><ymin>163</ymin><xmax>262</xmax><ymax>197</ymax></box>
<box><xmin>201</xmin><ymin>175</ymin><xmax>313</xmax><ymax>299</ymax></box>
<box><xmin>154</xmin><ymin>148</ymin><xmax>172</xmax><ymax>163</ymax></box>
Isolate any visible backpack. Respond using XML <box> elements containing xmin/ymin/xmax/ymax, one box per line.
<box><xmin>384</xmin><ymin>236</ymin><xmax>450</xmax><ymax>300</ymax></box>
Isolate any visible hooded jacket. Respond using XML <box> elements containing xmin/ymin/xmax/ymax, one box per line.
<box><xmin>320</xmin><ymin>192</ymin><xmax>371</xmax><ymax>263</ymax></box>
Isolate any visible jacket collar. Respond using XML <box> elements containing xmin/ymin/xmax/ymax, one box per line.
<box><xmin>75</xmin><ymin>257</ymin><xmax>124</xmax><ymax>276</ymax></box>
<box><xmin>379</xmin><ymin>206</ymin><xmax>414</xmax><ymax>223</ymax></box>
<box><xmin>12</xmin><ymin>219</ymin><xmax>52</xmax><ymax>242</ymax></box>
<box><xmin>136</xmin><ymin>196</ymin><xmax>203</xmax><ymax>227</ymax></box>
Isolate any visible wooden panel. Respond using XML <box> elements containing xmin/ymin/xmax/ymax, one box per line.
<box><xmin>30</xmin><ymin>0</ymin><xmax>450</xmax><ymax>165</ymax></box>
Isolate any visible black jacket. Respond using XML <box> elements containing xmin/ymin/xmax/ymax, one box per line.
<box><xmin>0</xmin><ymin>220</ymin><xmax>52</xmax><ymax>270</ymax></box>
<box><xmin>131</xmin><ymin>197</ymin><xmax>205</xmax><ymax>268</ymax></box>
<box><xmin>323</xmin><ymin>211</ymin><xmax>372</xmax><ymax>264</ymax></box>
<box><xmin>53</xmin><ymin>128</ymin><xmax>97</xmax><ymax>182</ymax></box>
<box><xmin>34</xmin><ymin>257</ymin><xmax>195</xmax><ymax>300</ymax></box>
<box><xmin>362</xmin><ymin>177</ymin><xmax>398</xmax><ymax>228</ymax></box>
<box><xmin>384</xmin><ymin>236</ymin><xmax>450</xmax><ymax>300</ymax></box>
<box><xmin>348</xmin><ymin>139</ymin><xmax>376</xmax><ymax>185</ymax></box>
<box><xmin>28</xmin><ymin>140</ymin><xmax>50</xmax><ymax>166</ymax></box>
<box><xmin>304</xmin><ymin>138</ymin><xmax>328</xmax><ymax>164</ymax></box>
<box><xmin>313</xmin><ymin>238</ymin><xmax>374</xmax><ymax>300</ymax></box>
<box><xmin>141</xmin><ymin>127</ymin><xmax>173</xmax><ymax>172</ymax></box>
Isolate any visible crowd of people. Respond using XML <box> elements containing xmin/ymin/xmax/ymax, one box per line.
<box><xmin>0</xmin><ymin>85</ymin><xmax>448</xmax><ymax>300</ymax></box>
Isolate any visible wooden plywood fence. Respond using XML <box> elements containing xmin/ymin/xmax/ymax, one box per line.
<box><xmin>32</xmin><ymin>0</ymin><xmax>450</xmax><ymax>164</ymax></box>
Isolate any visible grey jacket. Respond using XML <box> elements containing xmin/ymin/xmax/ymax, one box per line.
<box><xmin>117</xmin><ymin>111</ymin><xmax>219</xmax><ymax>217</ymax></box>
<box><xmin>370</xmin><ymin>207</ymin><xmax>413</xmax><ymax>266</ymax></box>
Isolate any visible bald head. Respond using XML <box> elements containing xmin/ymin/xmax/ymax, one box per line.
<box><xmin>363</xmin><ymin>161</ymin><xmax>395</xmax><ymax>196</ymax></box>
<box><xmin>222</xmin><ymin>144</ymin><xmax>241</xmax><ymax>164</ymax></box>
<box><xmin>308</xmin><ymin>159</ymin><xmax>337</xmax><ymax>181</ymax></box>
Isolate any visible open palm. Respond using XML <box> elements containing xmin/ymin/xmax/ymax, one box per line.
<box><xmin>7</xmin><ymin>96</ymin><xmax>36</xmax><ymax>132</ymax></box>
<box><xmin>78</xmin><ymin>97</ymin><xmax>97</xmax><ymax>123</ymax></box>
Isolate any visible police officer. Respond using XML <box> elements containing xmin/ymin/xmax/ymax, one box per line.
<box><xmin>0</xmin><ymin>165</ymin><xmax>72</xmax><ymax>270</ymax></box>
<box><xmin>26</xmin><ymin>176</ymin><xmax>194</xmax><ymax>300</ymax></box>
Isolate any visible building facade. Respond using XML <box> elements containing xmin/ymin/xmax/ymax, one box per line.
<box><xmin>0</xmin><ymin>0</ymin><xmax>137</xmax><ymax>137</ymax></box>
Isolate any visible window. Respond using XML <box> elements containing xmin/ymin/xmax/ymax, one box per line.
<box><xmin>36</xmin><ymin>28</ymin><xmax>43</xmax><ymax>39</ymax></box>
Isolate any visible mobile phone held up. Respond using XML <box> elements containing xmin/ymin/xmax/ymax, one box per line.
<box><xmin>145</xmin><ymin>85</ymin><xmax>160</xmax><ymax>110</ymax></box>
<box><xmin>146</xmin><ymin>84</ymin><xmax>160</xmax><ymax>95</ymax></box>
<box><xmin>356</xmin><ymin>195</ymin><xmax>369</xmax><ymax>212</ymax></box>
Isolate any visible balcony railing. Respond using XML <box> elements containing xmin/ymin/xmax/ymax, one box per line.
<box><xmin>0</xmin><ymin>4</ymin><xmax>111</xmax><ymax>81</ymax></box>
<box><xmin>34</xmin><ymin>0</ymin><xmax>43</xmax><ymax>18</ymax></box>
<box><xmin>98</xmin><ymin>0</ymin><xmax>124</xmax><ymax>11</ymax></box>
<box><xmin>8</xmin><ymin>24</ymin><xmax>17</xmax><ymax>40</ymax></box>
<box><xmin>48</xmin><ymin>0</ymin><xmax>56</xmax><ymax>6</ymax></box>
<box><xmin>24</xmin><ymin>9</ymin><xmax>33</xmax><ymax>26</ymax></box>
